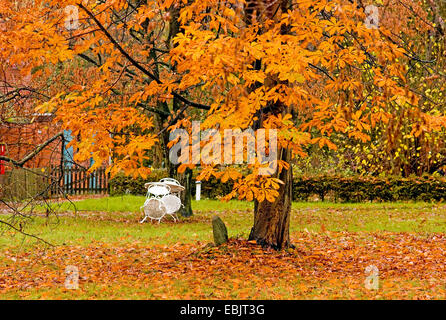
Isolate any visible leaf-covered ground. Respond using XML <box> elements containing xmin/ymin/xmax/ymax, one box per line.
<box><xmin>1</xmin><ymin>199</ymin><xmax>446</xmax><ymax>299</ymax></box>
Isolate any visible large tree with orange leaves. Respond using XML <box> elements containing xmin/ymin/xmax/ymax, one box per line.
<box><xmin>1</xmin><ymin>0</ymin><xmax>445</xmax><ymax>249</ymax></box>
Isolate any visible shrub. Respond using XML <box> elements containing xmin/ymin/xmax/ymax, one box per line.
<box><xmin>108</xmin><ymin>169</ymin><xmax>169</xmax><ymax>196</ymax></box>
<box><xmin>293</xmin><ymin>174</ymin><xmax>446</xmax><ymax>202</ymax></box>
<box><xmin>109</xmin><ymin>169</ymin><xmax>233</xmax><ymax>199</ymax></box>
<box><xmin>109</xmin><ymin>170</ymin><xmax>446</xmax><ymax>202</ymax></box>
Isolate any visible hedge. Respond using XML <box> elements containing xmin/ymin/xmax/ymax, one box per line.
<box><xmin>108</xmin><ymin>169</ymin><xmax>233</xmax><ymax>199</ymax></box>
<box><xmin>109</xmin><ymin>170</ymin><xmax>446</xmax><ymax>202</ymax></box>
<box><xmin>292</xmin><ymin>175</ymin><xmax>446</xmax><ymax>202</ymax></box>
<box><xmin>109</xmin><ymin>169</ymin><xmax>170</xmax><ymax>196</ymax></box>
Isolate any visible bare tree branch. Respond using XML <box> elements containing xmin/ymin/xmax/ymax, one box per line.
<box><xmin>78</xmin><ymin>3</ymin><xmax>211</xmax><ymax>111</ymax></box>
<box><xmin>0</xmin><ymin>217</ymin><xmax>54</xmax><ymax>246</ymax></box>
<box><xmin>0</xmin><ymin>132</ymin><xmax>63</xmax><ymax>167</ymax></box>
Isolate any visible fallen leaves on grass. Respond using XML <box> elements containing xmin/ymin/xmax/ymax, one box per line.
<box><xmin>1</xmin><ymin>231</ymin><xmax>446</xmax><ymax>299</ymax></box>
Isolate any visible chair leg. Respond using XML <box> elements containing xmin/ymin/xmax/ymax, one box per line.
<box><xmin>140</xmin><ymin>216</ymin><xmax>148</xmax><ymax>223</ymax></box>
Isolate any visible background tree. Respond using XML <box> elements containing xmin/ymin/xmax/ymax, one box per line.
<box><xmin>293</xmin><ymin>1</ymin><xmax>446</xmax><ymax>178</ymax></box>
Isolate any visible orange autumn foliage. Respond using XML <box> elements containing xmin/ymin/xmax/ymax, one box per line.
<box><xmin>1</xmin><ymin>0</ymin><xmax>445</xmax><ymax>202</ymax></box>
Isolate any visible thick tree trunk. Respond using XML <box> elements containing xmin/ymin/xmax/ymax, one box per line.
<box><xmin>244</xmin><ymin>0</ymin><xmax>292</xmax><ymax>250</ymax></box>
<box><xmin>248</xmin><ymin>148</ymin><xmax>292</xmax><ymax>250</ymax></box>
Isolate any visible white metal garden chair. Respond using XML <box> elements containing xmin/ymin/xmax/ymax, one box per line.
<box><xmin>140</xmin><ymin>197</ymin><xmax>167</xmax><ymax>223</ymax></box>
<box><xmin>140</xmin><ymin>179</ymin><xmax>184</xmax><ymax>223</ymax></box>
<box><xmin>140</xmin><ymin>182</ymin><xmax>170</xmax><ymax>223</ymax></box>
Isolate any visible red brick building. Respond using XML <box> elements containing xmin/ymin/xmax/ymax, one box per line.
<box><xmin>0</xmin><ymin>114</ymin><xmax>63</xmax><ymax>170</ymax></box>
<box><xmin>0</xmin><ymin>58</ymin><xmax>63</xmax><ymax>172</ymax></box>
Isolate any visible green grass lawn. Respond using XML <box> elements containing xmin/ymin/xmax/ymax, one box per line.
<box><xmin>43</xmin><ymin>196</ymin><xmax>254</xmax><ymax>213</ymax></box>
<box><xmin>37</xmin><ymin>195</ymin><xmax>442</xmax><ymax>213</ymax></box>
<box><xmin>2</xmin><ymin>196</ymin><xmax>445</xmax><ymax>248</ymax></box>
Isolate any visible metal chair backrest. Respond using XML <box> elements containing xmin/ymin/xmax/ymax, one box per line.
<box><xmin>142</xmin><ymin>198</ymin><xmax>167</xmax><ymax>221</ymax></box>
<box><xmin>161</xmin><ymin>194</ymin><xmax>182</xmax><ymax>214</ymax></box>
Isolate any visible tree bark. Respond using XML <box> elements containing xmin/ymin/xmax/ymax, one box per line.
<box><xmin>165</xmin><ymin>3</ymin><xmax>193</xmax><ymax>217</ymax></box>
<box><xmin>162</xmin><ymin>129</ymin><xmax>193</xmax><ymax>217</ymax></box>
<box><xmin>249</xmin><ymin>148</ymin><xmax>292</xmax><ymax>250</ymax></box>
<box><xmin>244</xmin><ymin>0</ymin><xmax>292</xmax><ymax>250</ymax></box>
<box><xmin>177</xmin><ymin>167</ymin><xmax>193</xmax><ymax>217</ymax></box>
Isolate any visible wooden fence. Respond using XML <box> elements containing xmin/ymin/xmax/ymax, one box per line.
<box><xmin>0</xmin><ymin>168</ymin><xmax>49</xmax><ymax>200</ymax></box>
<box><xmin>0</xmin><ymin>166</ymin><xmax>109</xmax><ymax>200</ymax></box>
<box><xmin>48</xmin><ymin>166</ymin><xmax>109</xmax><ymax>195</ymax></box>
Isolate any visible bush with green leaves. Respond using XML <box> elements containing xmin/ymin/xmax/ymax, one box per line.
<box><xmin>109</xmin><ymin>170</ymin><xmax>446</xmax><ymax>202</ymax></box>
<box><xmin>109</xmin><ymin>169</ymin><xmax>233</xmax><ymax>199</ymax></box>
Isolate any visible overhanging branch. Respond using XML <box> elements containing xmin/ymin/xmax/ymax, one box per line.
<box><xmin>137</xmin><ymin>102</ymin><xmax>170</xmax><ymax>117</ymax></box>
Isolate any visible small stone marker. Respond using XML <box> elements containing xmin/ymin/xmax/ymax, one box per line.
<box><xmin>212</xmin><ymin>215</ymin><xmax>228</xmax><ymax>246</ymax></box>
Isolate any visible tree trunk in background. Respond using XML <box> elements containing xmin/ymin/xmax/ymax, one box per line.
<box><xmin>249</xmin><ymin>148</ymin><xmax>292</xmax><ymax>250</ymax></box>
<box><xmin>163</xmin><ymin>130</ymin><xmax>193</xmax><ymax>217</ymax></box>
<box><xmin>165</xmin><ymin>3</ymin><xmax>193</xmax><ymax>217</ymax></box>
<box><xmin>178</xmin><ymin>168</ymin><xmax>193</xmax><ymax>217</ymax></box>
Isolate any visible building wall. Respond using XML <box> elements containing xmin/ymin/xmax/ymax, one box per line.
<box><xmin>0</xmin><ymin>31</ymin><xmax>63</xmax><ymax>171</ymax></box>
